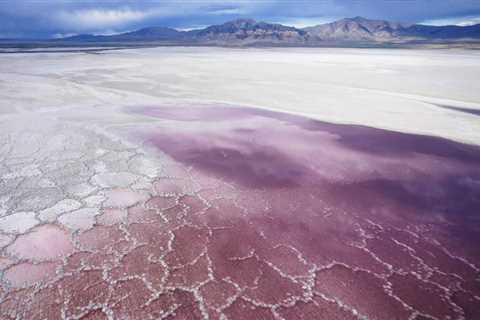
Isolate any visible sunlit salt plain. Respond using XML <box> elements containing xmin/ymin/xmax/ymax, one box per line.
<box><xmin>0</xmin><ymin>48</ymin><xmax>480</xmax><ymax>319</ymax></box>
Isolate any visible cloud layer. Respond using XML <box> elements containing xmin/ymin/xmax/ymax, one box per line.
<box><xmin>1</xmin><ymin>0</ymin><xmax>480</xmax><ymax>38</ymax></box>
<box><xmin>55</xmin><ymin>9</ymin><xmax>150</xmax><ymax>30</ymax></box>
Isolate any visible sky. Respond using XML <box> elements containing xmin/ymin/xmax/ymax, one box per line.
<box><xmin>1</xmin><ymin>0</ymin><xmax>480</xmax><ymax>38</ymax></box>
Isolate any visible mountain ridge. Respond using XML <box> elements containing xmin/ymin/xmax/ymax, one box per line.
<box><xmin>58</xmin><ymin>17</ymin><xmax>480</xmax><ymax>46</ymax></box>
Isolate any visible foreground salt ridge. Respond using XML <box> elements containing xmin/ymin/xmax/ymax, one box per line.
<box><xmin>0</xmin><ymin>104</ymin><xmax>479</xmax><ymax>319</ymax></box>
<box><xmin>1</xmin><ymin>47</ymin><xmax>480</xmax><ymax>145</ymax></box>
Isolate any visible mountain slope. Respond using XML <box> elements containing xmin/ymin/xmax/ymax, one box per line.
<box><xmin>189</xmin><ymin>19</ymin><xmax>309</xmax><ymax>44</ymax></box>
<box><xmin>113</xmin><ymin>27</ymin><xmax>183</xmax><ymax>41</ymax></box>
<box><xmin>400</xmin><ymin>24</ymin><xmax>480</xmax><ymax>39</ymax></box>
<box><xmin>304</xmin><ymin>17</ymin><xmax>407</xmax><ymax>41</ymax></box>
<box><xmin>63</xmin><ymin>27</ymin><xmax>183</xmax><ymax>42</ymax></box>
<box><xmin>304</xmin><ymin>16</ymin><xmax>480</xmax><ymax>42</ymax></box>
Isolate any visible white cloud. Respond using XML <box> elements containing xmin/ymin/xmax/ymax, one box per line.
<box><xmin>176</xmin><ymin>25</ymin><xmax>209</xmax><ymax>32</ymax></box>
<box><xmin>56</xmin><ymin>8</ymin><xmax>151</xmax><ymax>30</ymax></box>
<box><xmin>50</xmin><ymin>2</ymin><xmax>255</xmax><ymax>32</ymax></box>
<box><xmin>209</xmin><ymin>8</ymin><xmax>247</xmax><ymax>16</ymax></box>
<box><xmin>421</xmin><ymin>15</ymin><xmax>480</xmax><ymax>26</ymax></box>
<box><xmin>52</xmin><ymin>32</ymin><xmax>78</xmax><ymax>39</ymax></box>
<box><xmin>272</xmin><ymin>16</ymin><xmax>339</xmax><ymax>28</ymax></box>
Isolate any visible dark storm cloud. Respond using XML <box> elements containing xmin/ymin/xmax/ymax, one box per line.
<box><xmin>1</xmin><ymin>0</ymin><xmax>480</xmax><ymax>38</ymax></box>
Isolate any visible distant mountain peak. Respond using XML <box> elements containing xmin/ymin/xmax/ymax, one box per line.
<box><xmin>193</xmin><ymin>18</ymin><xmax>308</xmax><ymax>43</ymax></box>
<box><xmin>304</xmin><ymin>16</ymin><xmax>412</xmax><ymax>41</ymax></box>
<box><xmin>200</xmin><ymin>18</ymin><xmax>298</xmax><ymax>32</ymax></box>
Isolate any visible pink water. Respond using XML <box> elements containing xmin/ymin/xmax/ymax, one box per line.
<box><xmin>1</xmin><ymin>105</ymin><xmax>480</xmax><ymax>319</ymax></box>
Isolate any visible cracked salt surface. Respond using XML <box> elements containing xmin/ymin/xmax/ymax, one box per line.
<box><xmin>6</xmin><ymin>224</ymin><xmax>73</xmax><ymax>261</ymax></box>
<box><xmin>38</xmin><ymin>199</ymin><xmax>83</xmax><ymax>222</ymax></box>
<box><xmin>0</xmin><ymin>104</ymin><xmax>479</xmax><ymax>320</ymax></box>
<box><xmin>59</xmin><ymin>208</ymin><xmax>100</xmax><ymax>231</ymax></box>
<box><xmin>0</xmin><ymin>212</ymin><xmax>38</xmax><ymax>234</ymax></box>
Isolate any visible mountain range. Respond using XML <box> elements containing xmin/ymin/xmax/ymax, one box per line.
<box><xmin>61</xmin><ymin>17</ymin><xmax>480</xmax><ymax>46</ymax></box>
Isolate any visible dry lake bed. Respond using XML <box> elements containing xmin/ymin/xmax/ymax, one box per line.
<box><xmin>0</xmin><ymin>47</ymin><xmax>480</xmax><ymax>319</ymax></box>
